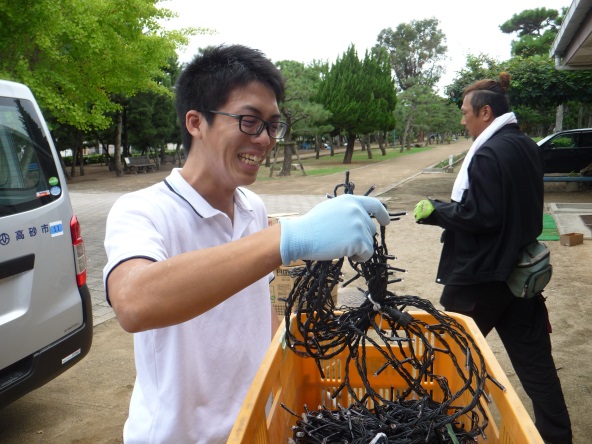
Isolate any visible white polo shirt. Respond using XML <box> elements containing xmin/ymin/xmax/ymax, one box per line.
<box><xmin>103</xmin><ymin>169</ymin><xmax>272</xmax><ymax>443</ymax></box>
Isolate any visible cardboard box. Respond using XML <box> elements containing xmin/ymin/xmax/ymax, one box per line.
<box><xmin>267</xmin><ymin>212</ymin><xmax>299</xmax><ymax>227</ymax></box>
<box><xmin>560</xmin><ymin>232</ymin><xmax>584</xmax><ymax>246</ymax></box>
<box><xmin>270</xmin><ymin>264</ymin><xmax>338</xmax><ymax>317</ymax></box>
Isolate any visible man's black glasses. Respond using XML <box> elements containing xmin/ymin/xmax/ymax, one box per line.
<box><xmin>207</xmin><ymin>110</ymin><xmax>288</xmax><ymax>139</ymax></box>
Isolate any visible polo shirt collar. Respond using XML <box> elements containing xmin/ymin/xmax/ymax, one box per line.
<box><xmin>165</xmin><ymin>168</ymin><xmax>254</xmax><ymax>218</ymax></box>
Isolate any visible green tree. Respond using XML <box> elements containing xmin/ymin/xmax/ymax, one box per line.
<box><xmin>48</xmin><ymin>121</ymin><xmax>88</xmax><ymax>178</ymax></box>
<box><xmin>0</xmin><ymin>0</ymin><xmax>196</xmax><ymax>131</ymax></box>
<box><xmin>376</xmin><ymin>18</ymin><xmax>446</xmax><ymax>146</ymax></box>
<box><xmin>426</xmin><ymin>99</ymin><xmax>463</xmax><ymax>144</ymax></box>
<box><xmin>500</xmin><ymin>7</ymin><xmax>561</xmax><ymax>57</ymax></box>
<box><xmin>395</xmin><ymin>84</ymin><xmax>433</xmax><ymax>150</ymax></box>
<box><xmin>444</xmin><ymin>52</ymin><xmax>592</xmax><ymax>136</ymax></box>
<box><xmin>126</xmin><ymin>58</ymin><xmax>182</xmax><ymax>165</ymax></box>
<box><xmin>505</xmin><ymin>55</ymin><xmax>592</xmax><ymax>134</ymax></box>
<box><xmin>298</xmin><ymin>60</ymin><xmax>335</xmax><ymax>159</ymax></box>
<box><xmin>505</xmin><ymin>56</ymin><xmax>570</xmax><ymax>108</ymax></box>
<box><xmin>444</xmin><ymin>54</ymin><xmax>502</xmax><ymax>106</ymax></box>
<box><xmin>376</xmin><ymin>18</ymin><xmax>447</xmax><ymax>91</ymax></box>
<box><xmin>274</xmin><ymin>60</ymin><xmax>332</xmax><ymax>175</ymax></box>
<box><xmin>362</xmin><ymin>47</ymin><xmax>397</xmax><ymax>156</ymax></box>
<box><xmin>496</xmin><ymin>7</ymin><xmax>592</xmax><ymax>133</ymax></box>
<box><xmin>317</xmin><ymin>46</ymin><xmax>396</xmax><ymax>164</ymax></box>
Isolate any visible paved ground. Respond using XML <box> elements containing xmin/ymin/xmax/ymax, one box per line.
<box><xmin>70</xmin><ymin>141</ymin><xmax>474</xmax><ymax>328</ymax></box>
<box><xmin>1</xmin><ymin>139</ymin><xmax>591</xmax><ymax>443</ymax></box>
<box><xmin>71</xmin><ymin>140</ymin><xmax>592</xmax><ymax>328</ymax></box>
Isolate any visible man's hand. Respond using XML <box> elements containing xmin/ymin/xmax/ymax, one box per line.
<box><xmin>414</xmin><ymin>199</ymin><xmax>435</xmax><ymax>223</ymax></box>
<box><xmin>279</xmin><ymin>195</ymin><xmax>390</xmax><ymax>265</ymax></box>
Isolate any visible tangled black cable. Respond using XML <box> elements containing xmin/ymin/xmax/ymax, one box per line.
<box><xmin>280</xmin><ymin>172</ymin><xmax>504</xmax><ymax>443</ymax></box>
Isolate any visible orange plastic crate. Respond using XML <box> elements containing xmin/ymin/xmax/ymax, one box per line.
<box><xmin>229</xmin><ymin>311</ymin><xmax>543</xmax><ymax>443</ymax></box>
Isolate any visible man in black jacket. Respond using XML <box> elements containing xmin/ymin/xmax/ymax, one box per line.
<box><xmin>414</xmin><ymin>73</ymin><xmax>572</xmax><ymax>443</ymax></box>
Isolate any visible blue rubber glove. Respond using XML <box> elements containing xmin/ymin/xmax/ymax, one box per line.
<box><xmin>279</xmin><ymin>194</ymin><xmax>390</xmax><ymax>265</ymax></box>
<box><xmin>414</xmin><ymin>199</ymin><xmax>435</xmax><ymax>222</ymax></box>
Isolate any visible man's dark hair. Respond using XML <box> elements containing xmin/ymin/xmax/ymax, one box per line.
<box><xmin>462</xmin><ymin>72</ymin><xmax>511</xmax><ymax>117</ymax></box>
<box><xmin>175</xmin><ymin>44</ymin><xmax>285</xmax><ymax>157</ymax></box>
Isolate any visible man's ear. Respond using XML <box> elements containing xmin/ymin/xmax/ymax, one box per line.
<box><xmin>481</xmin><ymin>105</ymin><xmax>494</xmax><ymax>122</ymax></box>
<box><xmin>186</xmin><ymin>110</ymin><xmax>204</xmax><ymax>138</ymax></box>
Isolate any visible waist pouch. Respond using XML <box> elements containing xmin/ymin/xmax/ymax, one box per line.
<box><xmin>506</xmin><ymin>241</ymin><xmax>552</xmax><ymax>299</ymax></box>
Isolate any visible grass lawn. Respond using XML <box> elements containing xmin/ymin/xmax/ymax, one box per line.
<box><xmin>257</xmin><ymin>145</ymin><xmax>434</xmax><ymax>181</ymax></box>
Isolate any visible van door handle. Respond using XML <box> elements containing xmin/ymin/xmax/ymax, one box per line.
<box><xmin>0</xmin><ymin>254</ymin><xmax>35</xmax><ymax>280</ymax></box>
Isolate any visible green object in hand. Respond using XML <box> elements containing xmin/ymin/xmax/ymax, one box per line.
<box><xmin>414</xmin><ymin>199</ymin><xmax>435</xmax><ymax>222</ymax></box>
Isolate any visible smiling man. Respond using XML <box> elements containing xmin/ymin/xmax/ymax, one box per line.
<box><xmin>103</xmin><ymin>44</ymin><xmax>390</xmax><ymax>443</ymax></box>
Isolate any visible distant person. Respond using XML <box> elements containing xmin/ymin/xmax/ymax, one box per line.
<box><xmin>103</xmin><ymin>44</ymin><xmax>390</xmax><ymax>443</ymax></box>
<box><xmin>414</xmin><ymin>73</ymin><xmax>572</xmax><ymax>443</ymax></box>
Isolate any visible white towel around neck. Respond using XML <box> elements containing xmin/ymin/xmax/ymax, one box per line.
<box><xmin>450</xmin><ymin>112</ymin><xmax>517</xmax><ymax>202</ymax></box>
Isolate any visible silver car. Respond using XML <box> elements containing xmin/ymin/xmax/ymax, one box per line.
<box><xmin>0</xmin><ymin>80</ymin><xmax>92</xmax><ymax>408</ymax></box>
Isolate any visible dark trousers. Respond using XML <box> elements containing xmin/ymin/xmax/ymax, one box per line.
<box><xmin>441</xmin><ymin>282</ymin><xmax>572</xmax><ymax>444</ymax></box>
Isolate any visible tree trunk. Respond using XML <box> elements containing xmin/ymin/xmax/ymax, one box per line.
<box><xmin>315</xmin><ymin>135</ymin><xmax>321</xmax><ymax>159</ymax></box>
<box><xmin>96</xmin><ymin>133</ymin><xmax>113</xmax><ymax>170</ymax></box>
<box><xmin>401</xmin><ymin>116</ymin><xmax>413</xmax><ymax>153</ymax></box>
<box><xmin>57</xmin><ymin>150</ymin><xmax>71</xmax><ymax>181</ymax></box>
<box><xmin>122</xmin><ymin>107</ymin><xmax>130</xmax><ymax>157</ymax></box>
<box><xmin>176</xmin><ymin>143</ymin><xmax>183</xmax><ymax>167</ymax></box>
<box><xmin>77</xmin><ymin>131</ymin><xmax>85</xmax><ymax>176</ymax></box>
<box><xmin>115</xmin><ymin>111</ymin><xmax>124</xmax><ymax>177</ymax></box>
<box><xmin>70</xmin><ymin>144</ymin><xmax>78</xmax><ymax>178</ymax></box>
<box><xmin>555</xmin><ymin>104</ymin><xmax>564</xmax><ymax>132</ymax></box>
<box><xmin>279</xmin><ymin>142</ymin><xmax>295</xmax><ymax>176</ymax></box>
<box><xmin>365</xmin><ymin>134</ymin><xmax>373</xmax><ymax>159</ymax></box>
<box><xmin>159</xmin><ymin>144</ymin><xmax>166</xmax><ymax>166</ymax></box>
<box><xmin>269</xmin><ymin>144</ymin><xmax>279</xmax><ymax>177</ymax></box>
<box><xmin>152</xmin><ymin>147</ymin><xmax>161</xmax><ymax>170</ymax></box>
<box><xmin>95</xmin><ymin>140</ymin><xmax>103</xmax><ymax>165</ymax></box>
<box><xmin>377</xmin><ymin>131</ymin><xmax>386</xmax><ymax>155</ymax></box>
<box><xmin>343</xmin><ymin>134</ymin><xmax>356</xmax><ymax>164</ymax></box>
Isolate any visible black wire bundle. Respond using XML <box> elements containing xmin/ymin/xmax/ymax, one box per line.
<box><xmin>284</xmin><ymin>401</ymin><xmax>479</xmax><ymax>444</ymax></box>
<box><xmin>280</xmin><ymin>172</ymin><xmax>504</xmax><ymax>443</ymax></box>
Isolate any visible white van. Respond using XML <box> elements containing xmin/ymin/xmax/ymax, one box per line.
<box><xmin>0</xmin><ymin>80</ymin><xmax>92</xmax><ymax>408</ymax></box>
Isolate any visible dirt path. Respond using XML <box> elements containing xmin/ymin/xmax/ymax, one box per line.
<box><xmin>0</xmin><ymin>139</ymin><xmax>590</xmax><ymax>443</ymax></box>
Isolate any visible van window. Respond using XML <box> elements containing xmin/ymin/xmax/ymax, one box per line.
<box><xmin>0</xmin><ymin>97</ymin><xmax>61</xmax><ymax>216</ymax></box>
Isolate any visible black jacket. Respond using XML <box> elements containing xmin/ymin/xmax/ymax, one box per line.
<box><xmin>423</xmin><ymin>124</ymin><xmax>544</xmax><ymax>285</ymax></box>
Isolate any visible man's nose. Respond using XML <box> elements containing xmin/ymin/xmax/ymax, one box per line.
<box><xmin>252</xmin><ymin>128</ymin><xmax>272</xmax><ymax>145</ymax></box>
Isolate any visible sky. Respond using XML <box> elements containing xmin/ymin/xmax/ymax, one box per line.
<box><xmin>161</xmin><ymin>0</ymin><xmax>571</xmax><ymax>91</ymax></box>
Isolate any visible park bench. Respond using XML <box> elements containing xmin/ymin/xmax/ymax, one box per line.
<box><xmin>124</xmin><ymin>156</ymin><xmax>156</xmax><ymax>174</ymax></box>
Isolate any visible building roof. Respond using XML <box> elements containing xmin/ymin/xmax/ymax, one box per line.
<box><xmin>551</xmin><ymin>0</ymin><xmax>592</xmax><ymax>69</ymax></box>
